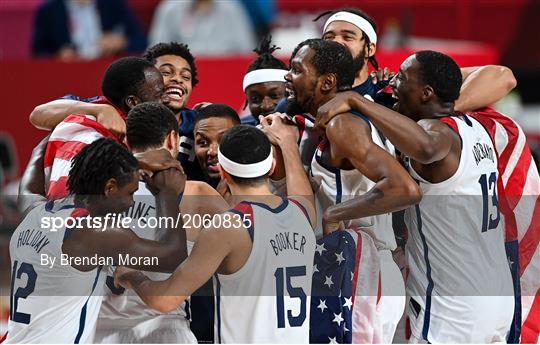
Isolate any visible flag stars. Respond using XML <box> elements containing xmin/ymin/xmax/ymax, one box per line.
<box><xmin>315</xmin><ymin>243</ymin><xmax>326</xmax><ymax>255</ymax></box>
<box><xmin>324</xmin><ymin>275</ymin><xmax>334</xmax><ymax>288</ymax></box>
<box><xmin>343</xmin><ymin>296</ymin><xmax>353</xmax><ymax>310</ymax></box>
<box><xmin>335</xmin><ymin>251</ymin><xmax>345</xmax><ymax>265</ymax></box>
<box><xmin>313</xmin><ymin>264</ymin><xmax>319</xmax><ymax>273</ymax></box>
<box><xmin>317</xmin><ymin>299</ymin><xmax>327</xmax><ymax>313</ymax></box>
<box><xmin>332</xmin><ymin>312</ymin><xmax>344</xmax><ymax>326</ymax></box>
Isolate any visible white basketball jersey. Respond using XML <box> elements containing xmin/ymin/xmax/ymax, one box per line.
<box><xmin>404</xmin><ymin>115</ymin><xmax>514</xmax><ymax>342</ymax></box>
<box><xmin>214</xmin><ymin>198</ymin><xmax>316</xmax><ymax>343</ymax></box>
<box><xmin>310</xmin><ymin>116</ymin><xmax>397</xmax><ymax>250</ymax></box>
<box><xmin>6</xmin><ymin>198</ymin><xmax>107</xmax><ymax>343</ymax></box>
<box><xmin>96</xmin><ymin>181</ymin><xmax>191</xmax><ymax>334</ymax></box>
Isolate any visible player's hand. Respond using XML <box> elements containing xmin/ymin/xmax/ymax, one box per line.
<box><xmin>114</xmin><ymin>266</ymin><xmax>139</xmax><ymax>290</ymax></box>
<box><xmin>135</xmin><ymin>149</ymin><xmax>182</xmax><ymax>173</ymax></box>
<box><xmin>322</xmin><ymin>218</ymin><xmax>343</xmax><ymax>236</ymax></box>
<box><xmin>316</xmin><ymin>91</ymin><xmax>356</xmax><ymax>130</ymax></box>
<box><xmin>144</xmin><ymin>167</ymin><xmax>187</xmax><ymax>196</ymax></box>
<box><xmin>322</xmin><ymin>209</ymin><xmax>344</xmax><ymax>235</ymax></box>
<box><xmin>370</xmin><ymin>67</ymin><xmax>395</xmax><ymax>85</ymax></box>
<box><xmin>95</xmin><ymin>104</ymin><xmax>126</xmax><ymax>141</ymax></box>
<box><xmin>259</xmin><ymin>113</ymin><xmax>299</xmax><ymax>147</ymax></box>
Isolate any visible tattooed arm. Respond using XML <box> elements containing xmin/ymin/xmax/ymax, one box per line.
<box><xmin>322</xmin><ymin>114</ymin><xmax>422</xmax><ymax>234</ymax></box>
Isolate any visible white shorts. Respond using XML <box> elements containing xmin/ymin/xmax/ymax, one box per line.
<box><xmin>377</xmin><ymin>249</ymin><xmax>406</xmax><ymax>343</ymax></box>
<box><xmin>95</xmin><ymin>317</ymin><xmax>197</xmax><ymax>344</ymax></box>
<box><xmin>407</xmin><ymin>295</ymin><xmax>514</xmax><ymax>343</ymax></box>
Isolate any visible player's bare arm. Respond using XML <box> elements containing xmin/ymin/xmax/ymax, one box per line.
<box><xmin>181</xmin><ymin>180</ymin><xmax>230</xmax><ymax>242</ymax></box>
<box><xmin>62</xmin><ymin>168</ymin><xmax>187</xmax><ymax>273</ymax></box>
<box><xmin>323</xmin><ymin>114</ymin><xmax>422</xmax><ymax>229</ymax></box>
<box><xmin>29</xmin><ymin>99</ymin><xmax>125</xmax><ymax>137</ymax></box>
<box><xmin>455</xmin><ymin>65</ymin><xmax>517</xmax><ymax>112</ymax></box>
<box><xmin>17</xmin><ymin>135</ymin><xmax>49</xmax><ymax>214</ymax></box>
<box><xmin>114</xmin><ymin>214</ymin><xmax>248</xmax><ymax>313</ymax></box>
<box><xmin>318</xmin><ymin>91</ymin><xmax>456</xmax><ymax>164</ymax></box>
<box><xmin>261</xmin><ymin>114</ymin><xmax>316</xmax><ymax>226</ymax></box>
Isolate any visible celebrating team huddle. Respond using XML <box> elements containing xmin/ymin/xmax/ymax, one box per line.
<box><xmin>5</xmin><ymin>6</ymin><xmax>539</xmax><ymax>345</ymax></box>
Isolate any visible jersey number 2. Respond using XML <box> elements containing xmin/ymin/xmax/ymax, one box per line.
<box><xmin>274</xmin><ymin>266</ymin><xmax>307</xmax><ymax>328</ymax></box>
<box><xmin>10</xmin><ymin>260</ymin><xmax>37</xmax><ymax>324</ymax></box>
<box><xmin>478</xmin><ymin>172</ymin><xmax>500</xmax><ymax>232</ymax></box>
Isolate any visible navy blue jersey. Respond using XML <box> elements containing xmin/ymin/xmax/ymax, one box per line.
<box><xmin>351</xmin><ymin>75</ymin><xmax>389</xmax><ymax>99</ymax></box>
<box><xmin>240</xmin><ymin>114</ymin><xmax>259</xmax><ymax>126</ymax></box>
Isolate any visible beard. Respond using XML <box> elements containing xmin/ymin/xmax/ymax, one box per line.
<box><xmin>351</xmin><ymin>48</ymin><xmax>367</xmax><ymax>75</ymax></box>
<box><xmin>286</xmin><ymin>98</ymin><xmax>307</xmax><ymax>115</ymax></box>
<box><xmin>285</xmin><ymin>83</ymin><xmax>317</xmax><ymax>115</ymax></box>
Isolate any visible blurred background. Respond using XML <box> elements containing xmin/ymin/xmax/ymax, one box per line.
<box><xmin>0</xmin><ymin>0</ymin><xmax>539</xmax><ymax>332</ymax></box>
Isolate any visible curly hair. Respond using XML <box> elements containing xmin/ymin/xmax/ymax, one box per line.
<box><xmin>144</xmin><ymin>42</ymin><xmax>199</xmax><ymax>87</ymax></box>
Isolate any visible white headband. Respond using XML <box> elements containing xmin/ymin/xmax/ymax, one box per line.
<box><xmin>218</xmin><ymin>146</ymin><xmax>273</xmax><ymax>178</ymax></box>
<box><xmin>323</xmin><ymin>11</ymin><xmax>377</xmax><ymax>44</ymax></box>
<box><xmin>243</xmin><ymin>69</ymin><xmax>287</xmax><ymax>91</ymax></box>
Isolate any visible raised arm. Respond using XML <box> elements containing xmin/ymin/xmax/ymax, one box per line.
<box><xmin>322</xmin><ymin>115</ymin><xmax>422</xmax><ymax>232</ymax></box>
<box><xmin>30</xmin><ymin>99</ymin><xmax>125</xmax><ymax>138</ymax></box>
<box><xmin>318</xmin><ymin>91</ymin><xmax>454</xmax><ymax>164</ymax></box>
<box><xmin>261</xmin><ymin>115</ymin><xmax>316</xmax><ymax>227</ymax></box>
<box><xmin>17</xmin><ymin>135</ymin><xmax>49</xmax><ymax>214</ymax></box>
<box><xmin>455</xmin><ymin>65</ymin><xmax>517</xmax><ymax>112</ymax></box>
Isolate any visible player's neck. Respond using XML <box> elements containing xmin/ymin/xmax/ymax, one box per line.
<box><xmin>352</xmin><ymin>67</ymin><xmax>370</xmax><ymax>88</ymax></box>
<box><xmin>229</xmin><ymin>193</ymin><xmax>284</xmax><ymax>209</ymax></box>
<box><xmin>424</xmin><ymin>102</ymin><xmax>455</xmax><ymax>119</ymax></box>
<box><xmin>228</xmin><ymin>183</ymin><xmax>275</xmax><ymax>205</ymax></box>
<box><xmin>311</xmin><ymin>92</ymin><xmax>337</xmax><ymax>116</ymax></box>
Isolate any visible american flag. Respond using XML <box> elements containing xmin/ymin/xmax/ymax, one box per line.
<box><xmin>44</xmin><ymin>103</ymin><xmax>123</xmax><ymax>199</ymax></box>
<box><xmin>467</xmin><ymin>107</ymin><xmax>540</xmax><ymax>344</ymax></box>
<box><xmin>311</xmin><ymin>229</ymin><xmax>382</xmax><ymax>343</ymax></box>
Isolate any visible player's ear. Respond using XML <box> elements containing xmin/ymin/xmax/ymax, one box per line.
<box><xmin>124</xmin><ymin>95</ymin><xmax>140</xmax><ymax>110</ymax></box>
<box><xmin>165</xmin><ymin>130</ymin><xmax>179</xmax><ymax>153</ymax></box>
<box><xmin>218</xmin><ymin>165</ymin><xmax>229</xmax><ymax>182</ymax></box>
<box><xmin>103</xmin><ymin>178</ymin><xmax>118</xmax><ymax>197</ymax></box>
<box><xmin>321</xmin><ymin>73</ymin><xmax>337</xmax><ymax>92</ymax></box>
<box><xmin>268</xmin><ymin>158</ymin><xmax>277</xmax><ymax>176</ymax></box>
<box><xmin>422</xmin><ymin>85</ymin><xmax>434</xmax><ymax>102</ymax></box>
<box><xmin>367</xmin><ymin>42</ymin><xmax>376</xmax><ymax>58</ymax></box>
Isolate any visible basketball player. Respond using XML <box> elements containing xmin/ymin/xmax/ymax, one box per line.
<box><xmin>242</xmin><ymin>36</ymin><xmax>288</xmax><ymax>126</ymax></box>
<box><xmin>115</xmin><ymin>123</ymin><xmax>316</xmax><ymax>343</ymax></box>
<box><xmin>285</xmin><ymin>38</ymin><xmax>422</xmax><ymax>341</ymax></box>
<box><xmin>42</xmin><ymin>57</ymin><xmax>168</xmax><ymax>199</ymax></box>
<box><xmin>6</xmin><ymin>138</ymin><xmax>188</xmax><ymax>343</ymax></box>
<box><xmin>95</xmin><ymin>102</ymin><xmax>228</xmax><ymax>343</ymax></box>
<box><xmin>29</xmin><ymin>42</ymin><xmax>205</xmax><ymax>180</ymax></box>
<box><xmin>317</xmin><ymin>7</ymin><xmax>517</xmax><ymax>110</ymax></box>
<box><xmin>317</xmin><ymin>50</ymin><xmax>515</xmax><ymax>343</ymax></box>
<box><xmin>194</xmin><ymin>104</ymin><xmax>241</xmax><ymax>188</ymax></box>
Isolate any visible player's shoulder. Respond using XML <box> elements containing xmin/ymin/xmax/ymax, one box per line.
<box><xmin>184</xmin><ymin>180</ymin><xmax>219</xmax><ymax>196</ymax></box>
<box><xmin>326</xmin><ymin>112</ymin><xmax>371</xmax><ymax>144</ymax></box>
<box><xmin>420</xmin><ymin>117</ymin><xmax>456</xmax><ymax>132</ymax></box>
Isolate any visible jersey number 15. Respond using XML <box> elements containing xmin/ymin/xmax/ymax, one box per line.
<box><xmin>274</xmin><ymin>266</ymin><xmax>307</xmax><ymax>328</ymax></box>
